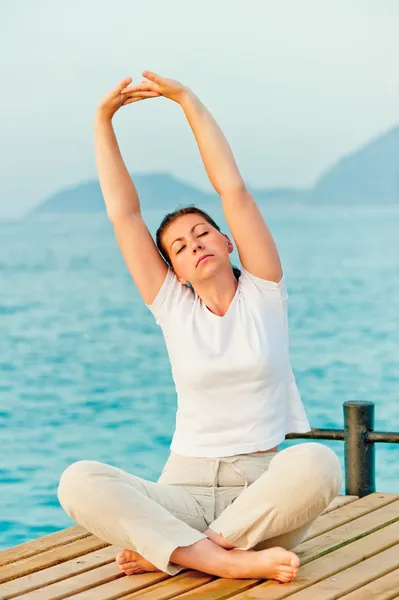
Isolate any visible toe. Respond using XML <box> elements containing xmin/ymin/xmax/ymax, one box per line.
<box><xmin>278</xmin><ymin>567</ymin><xmax>295</xmax><ymax>582</ymax></box>
<box><xmin>290</xmin><ymin>554</ymin><xmax>300</xmax><ymax>568</ymax></box>
<box><xmin>120</xmin><ymin>561</ymin><xmax>136</xmax><ymax>570</ymax></box>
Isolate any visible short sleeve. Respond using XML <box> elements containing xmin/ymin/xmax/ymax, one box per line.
<box><xmin>145</xmin><ymin>267</ymin><xmax>195</xmax><ymax>327</ymax></box>
<box><xmin>239</xmin><ymin>266</ymin><xmax>288</xmax><ymax>301</ymax></box>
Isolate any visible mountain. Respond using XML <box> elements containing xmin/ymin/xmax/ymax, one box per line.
<box><xmin>31</xmin><ymin>172</ymin><xmax>215</xmax><ymax>214</ymax></box>
<box><xmin>31</xmin><ymin>123</ymin><xmax>399</xmax><ymax>213</ymax></box>
<box><xmin>31</xmin><ymin>173</ymin><xmax>310</xmax><ymax>214</ymax></box>
<box><xmin>311</xmin><ymin>125</ymin><xmax>399</xmax><ymax>204</ymax></box>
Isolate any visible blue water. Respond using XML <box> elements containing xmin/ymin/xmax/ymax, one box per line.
<box><xmin>1</xmin><ymin>205</ymin><xmax>398</xmax><ymax>551</ymax></box>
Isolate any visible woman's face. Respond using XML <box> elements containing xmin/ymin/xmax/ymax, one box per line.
<box><xmin>161</xmin><ymin>213</ymin><xmax>233</xmax><ymax>286</ymax></box>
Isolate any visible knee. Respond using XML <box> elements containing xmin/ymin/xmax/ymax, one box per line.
<box><xmin>57</xmin><ymin>460</ymin><xmax>103</xmax><ymax>508</ymax></box>
<box><xmin>301</xmin><ymin>443</ymin><xmax>343</xmax><ymax>494</ymax></box>
<box><xmin>275</xmin><ymin>442</ymin><xmax>343</xmax><ymax>492</ymax></box>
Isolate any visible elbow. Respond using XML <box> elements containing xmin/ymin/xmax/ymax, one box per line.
<box><xmin>220</xmin><ymin>182</ymin><xmax>249</xmax><ymax>201</ymax></box>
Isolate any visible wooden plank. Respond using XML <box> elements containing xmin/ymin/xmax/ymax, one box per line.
<box><xmin>153</xmin><ymin>578</ymin><xmax>260</xmax><ymax>600</ymax></box>
<box><xmin>295</xmin><ymin>498</ymin><xmax>399</xmax><ymax>564</ymax></box>
<box><xmin>277</xmin><ymin>544</ymin><xmax>399</xmax><ymax>600</ymax></box>
<box><xmin>48</xmin><ymin>570</ymin><xmax>206</xmax><ymax>600</ymax></box>
<box><xmin>8</xmin><ymin>562</ymin><xmax>169</xmax><ymax>600</ymax></box>
<box><xmin>0</xmin><ymin>546</ymin><xmax>117</xmax><ymax>599</ymax></box>
<box><xmin>320</xmin><ymin>495</ymin><xmax>359</xmax><ymax>514</ymax></box>
<box><xmin>0</xmin><ymin>497</ymin><xmax>353</xmax><ymax>567</ymax></box>
<box><xmin>0</xmin><ymin>526</ymin><xmax>90</xmax><ymax>567</ymax></box>
<box><xmin>117</xmin><ymin>570</ymin><xmax>215</xmax><ymax>600</ymax></box>
<box><xmin>306</xmin><ymin>493</ymin><xmax>399</xmax><ymax>540</ymax></box>
<box><xmin>0</xmin><ymin>537</ymin><xmax>109</xmax><ymax>584</ymax></box>
<box><xmin>230</xmin><ymin>521</ymin><xmax>399</xmax><ymax>599</ymax></box>
<box><xmin>339</xmin><ymin>567</ymin><xmax>399</xmax><ymax>600</ymax></box>
<box><xmin>1</xmin><ymin>494</ymin><xmax>396</xmax><ymax>600</ymax></box>
<box><xmin>5</xmin><ymin>563</ymin><xmax>123</xmax><ymax>600</ymax></box>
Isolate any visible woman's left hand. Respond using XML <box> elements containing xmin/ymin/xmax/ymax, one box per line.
<box><xmin>120</xmin><ymin>71</ymin><xmax>189</xmax><ymax>106</ymax></box>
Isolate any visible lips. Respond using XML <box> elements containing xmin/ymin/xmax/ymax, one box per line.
<box><xmin>196</xmin><ymin>254</ymin><xmax>213</xmax><ymax>267</ymax></box>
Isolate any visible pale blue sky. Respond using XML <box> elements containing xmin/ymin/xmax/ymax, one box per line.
<box><xmin>0</xmin><ymin>0</ymin><xmax>398</xmax><ymax>218</ymax></box>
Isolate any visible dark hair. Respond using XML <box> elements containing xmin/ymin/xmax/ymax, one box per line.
<box><xmin>155</xmin><ymin>204</ymin><xmax>241</xmax><ymax>280</ymax></box>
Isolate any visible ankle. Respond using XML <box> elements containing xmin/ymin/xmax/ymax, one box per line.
<box><xmin>170</xmin><ymin>538</ymin><xmax>240</xmax><ymax>579</ymax></box>
<box><xmin>226</xmin><ymin>548</ymin><xmax>255</xmax><ymax>578</ymax></box>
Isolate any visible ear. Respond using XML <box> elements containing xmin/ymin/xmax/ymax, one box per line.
<box><xmin>170</xmin><ymin>268</ymin><xmax>186</xmax><ymax>286</ymax></box>
<box><xmin>224</xmin><ymin>234</ymin><xmax>234</xmax><ymax>253</ymax></box>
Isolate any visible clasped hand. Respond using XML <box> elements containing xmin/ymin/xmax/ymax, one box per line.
<box><xmin>96</xmin><ymin>71</ymin><xmax>189</xmax><ymax>120</ymax></box>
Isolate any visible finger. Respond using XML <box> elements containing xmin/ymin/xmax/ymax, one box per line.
<box><xmin>120</xmin><ymin>82</ymin><xmax>155</xmax><ymax>94</ymax></box>
<box><xmin>117</xmin><ymin>77</ymin><xmax>132</xmax><ymax>91</ymax></box>
<box><xmin>121</xmin><ymin>97</ymin><xmax>140</xmax><ymax>106</ymax></box>
<box><xmin>121</xmin><ymin>94</ymin><xmax>160</xmax><ymax>106</ymax></box>
<box><xmin>120</xmin><ymin>84</ymin><xmax>143</xmax><ymax>94</ymax></box>
<box><xmin>122</xmin><ymin>91</ymin><xmax>160</xmax><ymax>99</ymax></box>
<box><xmin>142</xmin><ymin>70</ymin><xmax>162</xmax><ymax>84</ymax></box>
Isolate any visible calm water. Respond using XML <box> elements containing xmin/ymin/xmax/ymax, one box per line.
<box><xmin>1</xmin><ymin>205</ymin><xmax>398</xmax><ymax>550</ymax></box>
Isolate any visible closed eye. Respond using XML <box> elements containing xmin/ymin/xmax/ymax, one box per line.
<box><xmin>176</xmin><ymin>232</ymin><xmax>208</xmax><ymax>254</ymax></box>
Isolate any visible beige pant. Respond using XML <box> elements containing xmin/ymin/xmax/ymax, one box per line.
<box><xmin>57</xmin><ymin>442</ymin><xmax>342</xmax><ymax>576</ymax></box>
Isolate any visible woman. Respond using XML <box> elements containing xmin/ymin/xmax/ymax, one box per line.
<box><xmin>57</xmin><ymin>72</ymin><xmax>343</xmax><ymax>584</ymax></box>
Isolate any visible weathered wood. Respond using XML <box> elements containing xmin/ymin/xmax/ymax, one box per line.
<box><xmin>306</xmin><ymin>493</ymin><xmax>398</xmax><ymax>539</ymax></box>
<box><xmin>296</xmin><ymin>498</ymin><xmax>399</xmax><ymax>564</ymax></box>
<box><xmin>319</xmin><ymin>495</ymin><xmax>359</xmax><ymax>514</ymax></box>
<box><xmin>10</xmin><ymin>564</ymin><xmax>168</xmax><ymax>600</ymax></box>
<box><xmin>0</xmin><ymin>525</ymin><xmax>91</xmax><ymax>567</ymax></box>
<box><xmin>1</xmin><ymin>494</ymin><xmax>398</xmax><ymax>600</ymax></box>
<box><xmin>150</xmin><ymin>578</ymin><xmax>261</xmax><ymax>600</ymax></box>
<box><xmin>43</xmin><ymin>570</ymin><xmax>194</xmax><ymax>600</ymax></box>
<box><xmin>117</xmin><ymin>571</ymin><xmax>216</xmax><ymax>599</ymax></box>
<box><xmin>0</xmin><ymin>537</ymin><xmax>109</xmax><ymax>584</ymax></box>
<box><xmin>232</xmin><ymin>520</ymin><xmax>399</xmax><ymax>599</ymax></box>
<box><xmin>339</xmin><ymin>567</ymin><xmax>399</xmax><ymax>600</ymax></box>
<box><xmin>0</xmin><ymin>546</ymin><xmax>117</xmax><ymax>598</ymax></box>
<box><xmin>283</xmin><ymin>544</ymin><xmax>399</xmax><ymax>600</ymax></box>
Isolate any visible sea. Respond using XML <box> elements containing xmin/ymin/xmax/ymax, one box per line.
<box><xmin>1</xmin><ymin>204</ymin><xmax>398</xmax><ymax>550</ymax></box>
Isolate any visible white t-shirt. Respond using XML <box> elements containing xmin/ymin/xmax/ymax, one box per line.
<box><xmin>146</xmin><ymin>266</ymin><xmax>311</xmax><ymax>457</ymax></box>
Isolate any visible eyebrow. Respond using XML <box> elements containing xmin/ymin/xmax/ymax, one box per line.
<box><xmin>170</xmin><ymin>222</ymin><xmax>208</xmax><ymax>249</ymax></box>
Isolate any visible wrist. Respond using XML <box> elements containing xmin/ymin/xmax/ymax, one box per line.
<box><xmin>178</xmin><ymin>86</ymin><xmax>196</xmax><ymax>108</ymax></box>
<box><xmin>94</xmin><ymin>108</ymin><xmax>114</xmax><ymax>124</ymax></box>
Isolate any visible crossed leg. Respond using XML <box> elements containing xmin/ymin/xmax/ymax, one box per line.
<box><xmin>57</xmin><ymin>443</ymin><xmax>342</xmax><ymax>581</ymax></box>
<box><xmin>115</xmin><ymin>442</ymin><xmax>341</xmax><ymax>581</ymax></box>
<box><xmin>207</xmin><ymin>442</ymin><xmax>343</xmax><ymax>552</ymax></box>
<box><xmin>58</xmin><ymin>459</ymin><xmax>299</xmax><ymax>581</ymax></box>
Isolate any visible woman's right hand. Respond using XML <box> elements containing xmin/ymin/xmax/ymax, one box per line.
<box><xmin>95</xmin><ymin>77</ymin><xmax>161</xmax><ymax>120</ymax></box>
<box><xmin>120</xmin><ymin>71</ymin><xmax>189</xmax><ymax>105</ymax></box>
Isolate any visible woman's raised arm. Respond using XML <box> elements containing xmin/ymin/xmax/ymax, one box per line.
<box><xmin>122</xmin><ymin>72</ymin><xmax>282</xmax><ymax>284</ymax></box>
<box><xmin>94</xmin><ymin>78</ymin><xmax>168</xmax><ymax>305</ymax></box>
<box><xmin>94</xmin><ymin>77</ymin><xmax>160</xmax><ymax>222</ymax></box>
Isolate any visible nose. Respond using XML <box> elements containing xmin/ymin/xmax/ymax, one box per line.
<box><xmin>192</xmin><ymin>239</ymin><xmax>204</xmax><ymax>252</ymax></box>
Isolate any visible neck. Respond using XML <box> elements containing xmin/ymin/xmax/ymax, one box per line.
<box><xmin>194</xmin><ymin>269</ymin><xmax>238</xmax><ymax>316</ymax></box>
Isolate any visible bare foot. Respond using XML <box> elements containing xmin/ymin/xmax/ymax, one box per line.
<box><xmin>230</xmin><ymin>546</ymin><xmax>300</xmax><ymax>582</ymax></box>
<box><xmin>115</xmin><ymin>549</ymin><xmax>160</xmax><ymax>576</ymax></box>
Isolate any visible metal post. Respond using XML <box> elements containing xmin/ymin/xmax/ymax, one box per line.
<box><xmin>344</xmin><ymin>401</ymin><xmax>376</xmax><ymax>497</ymax></box>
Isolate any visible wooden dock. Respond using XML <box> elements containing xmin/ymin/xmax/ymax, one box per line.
<box><xmin>1</xmin><ymin>493</ymin><xmax>399</xmax><ymax>599</ymax></box>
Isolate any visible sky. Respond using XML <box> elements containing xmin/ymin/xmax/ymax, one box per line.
<box><xmin>0</xmin><ymin>0</ymin><xmax>398</xmax><ymax>219</ymax></box>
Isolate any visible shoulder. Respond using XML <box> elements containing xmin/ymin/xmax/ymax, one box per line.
<box><xmin>145</xmin><ymin>267</ymin><xmax>195</xmax><ymax>326</ymax></box>
<box><xmin>238</xmin><ymin>266</ymin><xmax>288</xmax><ymax>302</ymax></box>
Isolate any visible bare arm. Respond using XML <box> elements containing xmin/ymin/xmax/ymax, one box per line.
<box><xmin>94</xmin><ymin>113</ymin><xmax>141</xmax><ymax>223</ymax></box>
<box><xmin>94</xmin><ymin>79</ymin><xmax>168</xmax><ymax>304</ymax></box>
<box><xmin>120</xmin><ymin>71</ymin><xmax>282</xmax><ymax>283</ymax></box>
<box><xmin>179</xmin><ymin>90</ymin><xmax>244</xmax><ymax>196</ymax></box>
<box><xmin>179</xmin><ymin>90</ymin><xmax>282</xmax><ymax>283</ymax></box>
